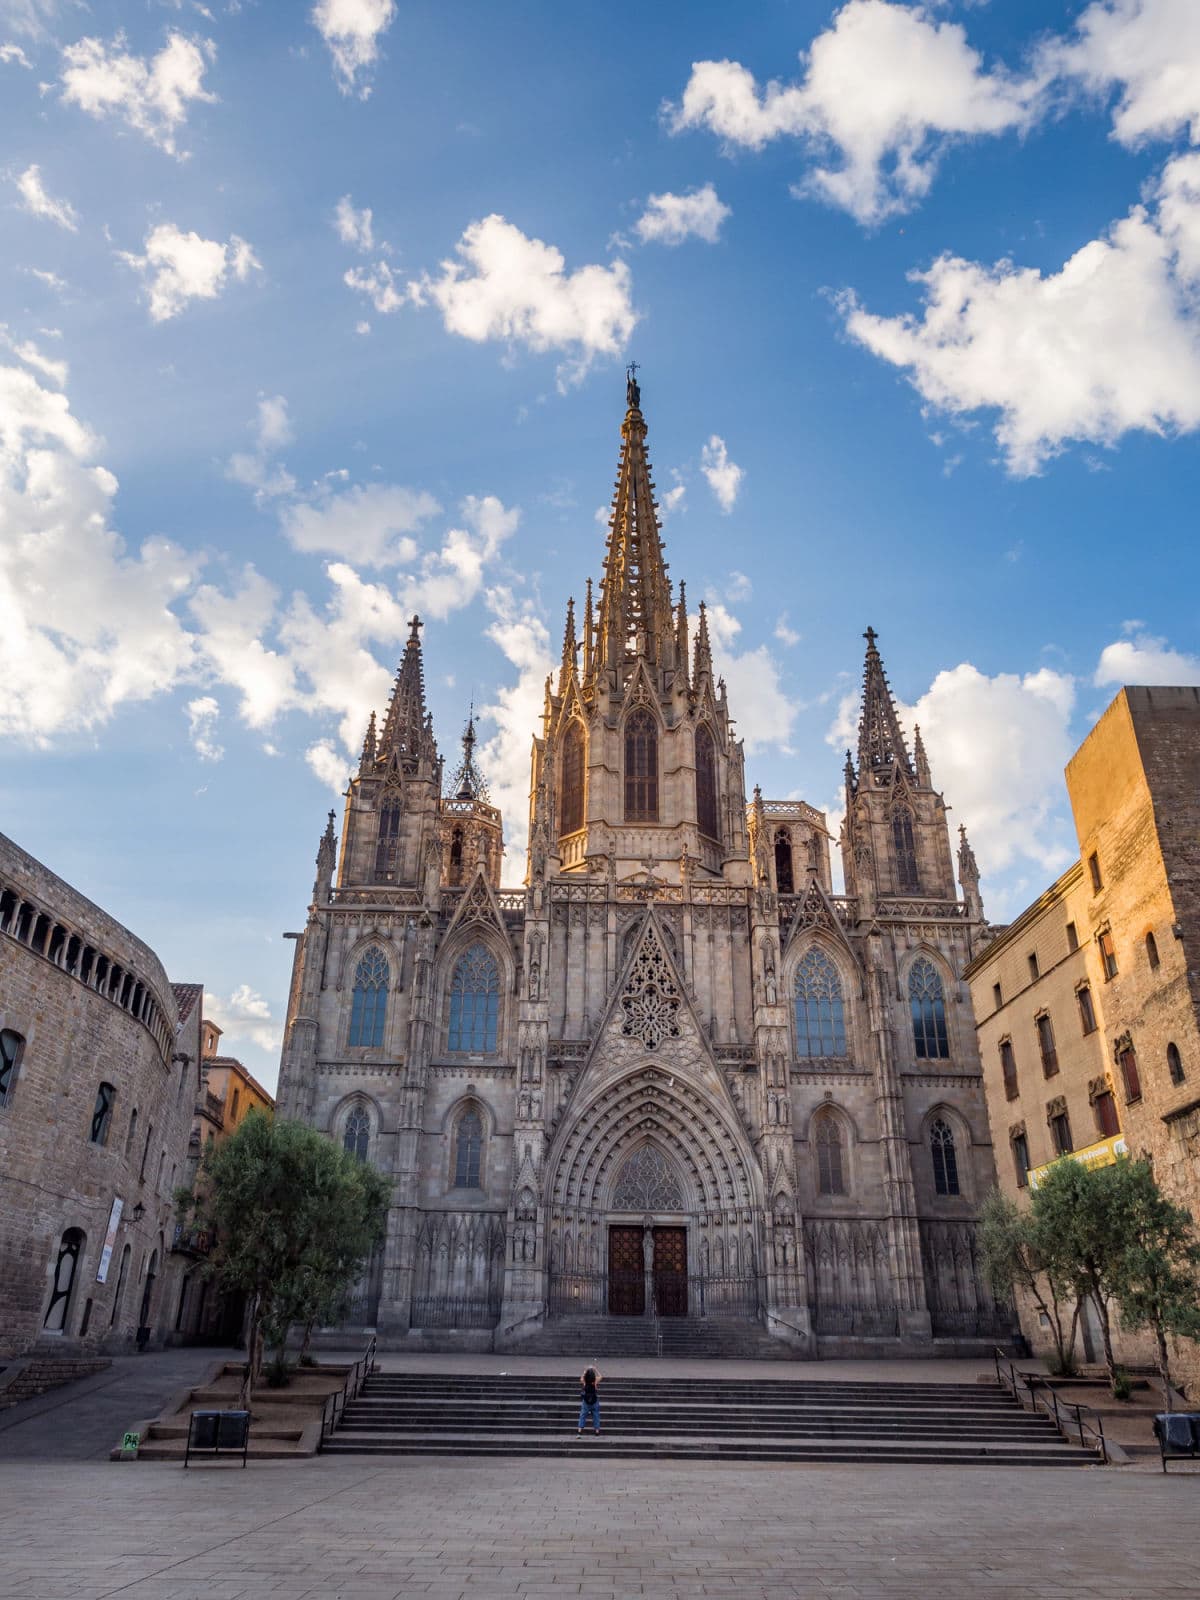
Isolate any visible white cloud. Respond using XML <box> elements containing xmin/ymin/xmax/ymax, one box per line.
<box><xmin>700</xmin><ymin>434</ymin><xmax>743</xmax><ymax>511</ymax></box>
<box><xmin>0</xmin><ymin>353</ymin><xmax>200</xmax><ymax>743</ymax></box>
<box><xmin>838</xmin><ymin>151</ymin><xmax>1200</xmax><ymax>474</ymax></box>
<box><xmin>355</xmin><ymin>319</ymin><xmax>371</xmax><ymax>335</ymax></box>
<box><xmin>634</xmin><ymin>183</ymin><xmax>731</xmax><ymax>245</ymax></box>
<box><xmin>825</xmin><ymin>657</ymin><xmax>1078</xmax><ymax>884</ymax></box>
<box><xmin>186</xmin><ymin>694</ymin><xmax>223</xmax><ymax>760</ymax></box>
<box><xmin>25</xmin><ymin>266</ymin><xmax>68</xmax><ymax>293</ymax></box>
<box><xmin>477</xmin><ymin>584</ymin><xmax>554</xmax><ymax>863</ymax></box>
<box><xmin>311</xmin><ymin>0</ymin><xmax>395</xmax><ymax>98</ymax></box>
<box><xmin>1046</xmin><ymin>0</ymin><xmax>1200</xmax><ymax>148</ymax></box>
<box><xmin>724</xmin><ymin>570</ymin><xmax>752</xmax><ymax>602</ymax></box>
<box><xmin>226</xmin><ymin>394</ymin><xmax>296</xmax><ymax>502</ymax></box>
<box><xmin>407</xmin><ymin>214</ymin><xmax>637</xmax><ymax>388</ymax></box>
<box><xmin>203</xmin><ymin>984</ymin><xmax>280</xmax><ymax>1056</ymax></box>
<box><xmin>281</xmin><ymin>481</ymin><xmax>440</xmax><ymax>566</ymax></box>
<box><xmin>334</xmin><ymin>193</ymin><xmax>374</xmax><ymax>251</ymax></box>
<box><xmin>399</xmin><ymin>494</ymin><xmax>520</xmax><ymax>618</ymax></box>
<box><xmin>1</xmin><ymin>43</ymin><xmax>33</xmax><ymax>67</ymax></box>
<box><xmin>2</xmin><ymin>330</ymin><xmax>67</xmax><ymax>386</ymax></box>
<box><xmin>698</xmin><ymin>602</ymin><xmax>796</xmax><ymax>755</ymax></box>
<box><xmin>59</xmin><ymin>31</ymin><xmax>216</xmax><ymax>157</ymax></box>
<box><xmin>775</xmin><ymin>616</ymin><xmax>801</xmax><ymax>648</ymax></box>
<box><xmin>660</xmin><ymin>471</ymin><xmax>686</xmax><ymax>518</ymax></box>
<box><xmin>344</xmin><ymin>259</ymin><xmax>405</xmax><ymax>312</ymax></box>
<box><xmin>1094</xmin><ymin>629</ymin><xmax>1200</xmax><ymax>686</ymax></box>
<box><xmin>119</xmin><ymin>222</ymin><xmax>261</xmax><ymax>322</ymax></box>
<box><xmin>13</xmin><ymin>164</ymin><xmax>76</xmax><ymax>229</ymax></box>
<box><xmin>305</xmin><ymin>738</ymin><xmax>352</xmax><ymax>795</ymax></box>
<box><xmin>667</xmin><ymin>1</ymin><xmax>1040</xmax><ymax>224</ymax></box>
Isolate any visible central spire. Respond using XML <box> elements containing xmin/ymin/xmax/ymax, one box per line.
<box><xmin>593</xmin><ymin>366</ymin><xmax>676</xmax><ymax>677</ymax></box>
<box><xmin>378</xmin><ymin>614</ymin><xmax>429</xmax><ymax>766</ymax></box>
<box><xmin>855</xmin><ymin>626</ymin><xmax>912</xmax><ymax>784</ymax></box>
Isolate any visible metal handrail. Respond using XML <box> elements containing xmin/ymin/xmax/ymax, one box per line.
<box><xmin>320</xmin><ymin>1335</ymin><xmax>377</xmax><ymax>1450</ymax></box>
<box><xmin>993</xmin><ymin>1347</ymin><xmax>1107</xmax><ymax>1464</ymax></box>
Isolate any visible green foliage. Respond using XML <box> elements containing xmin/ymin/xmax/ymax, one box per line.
<box><xmin>265</xmin><ymin>1352</ymin><xmax>293</xmax><ymax>1389</ymax></box>
<box><xmin>1028</xmin><ymin>1157</ymin><xmax>1127</xmax><ymax>1389</ymax></box>
<box><xmin>978</xmin><ymin>1188</ymin><xmax>1078</xmax><ymax>1375</ymax></box>
<box><xmin>176</xmin><ymin>1111</ymin><xmax>390</xmax><ymax>1405</ymax></box>
<box><xmin>1111</xmin><ymin>1366</ymin><xmax>1133</xmax><ymax>1401</ymax></box>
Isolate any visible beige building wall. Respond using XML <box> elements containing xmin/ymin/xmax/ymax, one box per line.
<box><xmin>967</xmin><ymin>685</ymin><xmax>1200</xmax><ymax>1383</ymax></box>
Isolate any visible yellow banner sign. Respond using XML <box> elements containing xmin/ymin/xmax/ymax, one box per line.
<box><xmin>1028</xmin><ymin>1133</ymin><xmax>1127</xmax><ymax>1190</ymax></box>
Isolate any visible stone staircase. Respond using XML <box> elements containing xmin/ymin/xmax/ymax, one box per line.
<box><xmin>323</xmin><ymin>1372</ymin><xmax>1103</xmax><ymax>1466</ymax></box>
<box><xmin>510</xmin><ymin>1316</ymin><xmax>794</xmax><ymax>1360</ymax></box>
<box><xmin>0</xmin><ymin>1356</ymin><xmax>111</xmax><ymax>1410</ymax></box>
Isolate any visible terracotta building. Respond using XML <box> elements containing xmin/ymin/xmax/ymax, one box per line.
<box><xmin>965</xmin><ymin>686</ymin><xmax>1200</xmax><ymax>1377</ymax></box>
<box><xmin>278</xmin><ymin>373</ymin><xmax>1007</xmax><ymax>1355</ymax></box>
<box><xmin>0</xmin><ymin>832</ymin><xmax>201</xmax><ymax>1355</ymax></box>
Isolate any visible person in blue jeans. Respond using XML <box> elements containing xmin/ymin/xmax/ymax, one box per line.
<box><xmin>577</xmin><ymin>1363</ymin><xmax>602</xmax><ymax>1435</ymax></box>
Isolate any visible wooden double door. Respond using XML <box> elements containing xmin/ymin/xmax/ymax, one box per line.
<box><xmin>607</xmin><ymin>1225</ymin><xmax>688</xmax><ymax>1317</ymax></box>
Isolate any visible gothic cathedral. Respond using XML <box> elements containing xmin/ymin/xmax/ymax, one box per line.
<box><xmin>276</xmin><ymin>374</ymin><xmax>1006</xmax><ymax>1354</ymax></box>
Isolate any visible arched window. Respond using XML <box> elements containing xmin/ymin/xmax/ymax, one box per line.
<box><xmin>448</xmin><ymin>827</ymin><xmax>464</xmax><ymax>885</ymax></box>
<box><xmin>794</xmin><ymin>948</ymin><xmax>846</xmax><ymax>1057</ymax></box>
<box><xmin>344</xmin><ymin>1106</ymin><xmax>371</xmax><ymax>1161</ymax></box>
<box><xmin>1145</xmin><ymin>930</ymin><xmax>1160</xmax><ymax>969</ymax></box>
<box><xmin>930</xmin><ymin>1119</ymin><xmax>960</xmax><ymax>1196</ymax></box>
<box><xmin>893</xmin><ymin>807</ymin><xmax>919</xmax><ymax>891</ymax></box>
<box><xmin>349</xmin><ymin>946</ymin><xmax>389</xmax><ymax>1047</ymax></box>
<box><xmin>1168</xmin><ymin>1042</ymin><xmax>1185</xmax><ymax>1086</ymax></box>
<box><xmin>774</xmin><ymin>828</ymin><xmax>794</xmax><ymax>895</ymax></box>
<box><xmin>624</xmin><ymin>709</ymin><xmax>658</xmax><ymax>822</ymax></box>
<box><xmin>560</xmin><ymin>721</ymin><xmax>585</xmax><ymax>836</ymax></box>
<box><xmin>814</xmin><ymin>1113</ymin><xmax>846</xmax><ymax>1196</ymax></box>
<box><xmin>90</xmin><ymin>1082</ymin><xmax>116</xmax><ymax>1145</ymax></box>
<box><xmin>909</xmin><ymin>957</ymin><xmax>949</xmax><ymax>1059</ymax></box>
<box><xmin>695</xmin><ymin>724</ymin><xmax>719</xmax><ymax>841</ymax></box>
<box><xmin>448</xmin><ymin>944</ymin><xmax>500</xmax><ymax>1052</ymax></box>
<box><xmin>44</xmin><ymin>1228</ymin><xmax>85</xmax><ymax>1333</ymax></box>
<box><xmin>374</xmin><ymin>800</ymin><xmax>402</xmax><ymax>881</ymax></box>
<box><xmin>453</xmin><ymin>1106</ymin><xmax>483</xmax><ymax>1188</ymax></box>
<box><xmin>0</xmin><ymin>1028</ymin><xmax>24</xmax><ymax>1108</ymax></box>
<box><xmin>125</xmin><ymin>1107</ymin><xmax>138</xmax><ymax>1158</ymax></box>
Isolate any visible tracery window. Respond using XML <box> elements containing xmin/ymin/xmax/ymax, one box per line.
<box><xmin>909</xmin><ymin>957</ymin><xmax>949</xmax><ymax>1059</ymax></box>
<box><xmin>794</xmin><ymin>948</ymin><xmax>846</xmax><ymax>1057</ymax></box>
<box><xmin>0</xmin><ymin>1028</ymin><xmax>23</xmax><ymax>1108</ymax></box>
<box><xmin>453</xmin><ymin>1107</ymin><xmax>483</xmax><ymax>1188</ymax></box>
<box><xmin>43</xmin><ymin>1228</ymin><xmax>84</xmax><ymax>1333</ymax></box>
<box><xmin>348</xmin><ymin>946</ymin><xmax>389</xmax><ymax>1048</ymax></box>
<box><xmin>560</xmin><ymin>721</ymin><xmax>585</xmax><ymax>836</ymax></box>
<box><xmin>930</xmin><ymin>1119</ymin><xmax>960</xmax><ymax>1196</ymax></box>
<box><xmin>774</xmin><ymin>828</ymin><xmax>794</xmax><ymax>895</ymax></box>
<box><xmin>90</xmin><ymin>1081</ymin><xmax>115</xmax><ymax>1145</ymax></box>
<box><xmin>448</xmin><ymin>944</ymin><xmax>500</xmax><ymax>1052</ymax></box>
<box><xmin>695</xmin><ymin>724</ymin><xmax>719</xmax><ymax>841</ymax></box>
<box><xmin>374</xmin><ymin>800</ymin><xmax>402</xmax><ymax>881</ymax></box>
<box><xmin>624</xmin><ymin>709</ymin><xmax>658</xmax><ymax>822</ymax></box>
<box><xmin>814</xmin><ymin>1113</ymin><xmax>846</xmax><ymax>1196</ymax></box>
<box><xmin>893</xmin><ymin>807</ymin><xmax>919</xmax><ymax>891</ymax></box>
<box><xmin>344</xmin><ymin>1106</ymin><xmax>371</xmax><ymax>1161</ymax></box>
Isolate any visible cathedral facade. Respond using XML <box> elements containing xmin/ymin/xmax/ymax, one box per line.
<box><xmin>276</xmin><ymin>375</ymin><xmax>1007</xmax><ymax>1354</ymax></box>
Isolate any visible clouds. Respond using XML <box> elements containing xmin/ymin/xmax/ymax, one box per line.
<box><xmin>837</xmin><ymin>151</ymin><xmax>1200</xmax><ymax>473</ymax></box>
<box><xmin>119</xmin><ymin>222</ymin><xmax>261</xmax><ymax>322</ymax></box>
<box><xmin>282</xmin><ymin>482</ymin><xmax>440</xmax><ymax>567</ymax></box>
<box><xmin>311</xmin><ymin>0</ymin><xmax>396</xmax><ymax>98</ymax></box>
<box><xmin>226</xmin><ymin>394</ymin><xmax>297</xmax><ymax>502</ymax></box>
<box><xmin>350</xmin><ymin>214</ymin><xmax>637</xmax><ymax>388</ymax></box>
<box><xmin>59</xmin><ymin>31</ymin><xmax>216</xmax><ymax>157</ymax></box>
<box><xmin>0</xmin><ymin>352</ymin><xmax>199</xmax><ymax>743</ymax></box>
<box><xmin>668</xmin><ymin>1</ymin><xmax>1039</xmax><ymax>224</ymax></box>
<box><xmin>186</xmin><ymin>695</ymin><xmax>223</xmax><ymax>761</ymax></box>
<box><xmin>699</xmin><ymin>601</ymin><xmax>795</xmax><ymax>755</ymax></box>
<box><xmin>477</xmin><ymin>585</ymin><xmax>554</xmax><ymax>859</ymax></box>
<box><xmin>334</xmin><ymin>194</ymin><xmax>374</xmax><ymax>251</ymax></box>
<box><xmin>700</xmin><ymin>434</ymin><xmax>744</xmax><ymax>511</ymax></box>
<box><xmin>14</xmin><ymin>164</ymin><xmax>77</xmax><ymax>231</ymax></box>
<box><xmin>1094</xmin><ymin>628</ymin><xmax>1200</xmax><ymax>686</ymax></box>
<box><xmin>1047</xmin><ymin>0</ymin><xmax>1200</xmax><ymax>149</ymax></box>
<box><xmin>203</xmin><ymin>984</ymin><xmax>280</xmax><ymax>1056</ymax></box>
<box><xmin>635</xmin><ymin>184</ymin><xmax>731</xmax><ymax>245</ymax></box>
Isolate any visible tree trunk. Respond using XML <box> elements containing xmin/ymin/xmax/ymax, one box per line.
<box><xmin>300</xmin><ymin>1319</ymin><xmax>314</xmax><ymax>1363</ymax></box>
<box><xmin>238</xmin><ymin>1291</ymin><xmax>259</xmax><ymax>1410</ymax></box>
<box><xmin>1093</xmin><ymin>1290</ymin><xmax>1117</xmax><ymax>1388</ymax></box>
<box><xmin>1156</xmin><ymin>1322</ymin><xmax>1173</xmax><ymax>1412</ymax></box>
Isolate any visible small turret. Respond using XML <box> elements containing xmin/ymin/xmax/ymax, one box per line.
<box><xmin>358</xmin><ymin>710</ymin><xmax>377</xmax><ymax>774</ymax></box>
<box><xmin>313</xmin><ymin>809</ymin><xmax>336</xmax><ymax>901</ymax></box>
<box><xmin>913</xmin><ymin>723</ymin><xmax>931</xmax><ymax>787</ymax></box>
<box><xmin>693</xmin><ymin>600</ymin><xmax>714</xmax><ymax>690</ymax></box>
<box><xmin>958</xmin><ymin>823</ymin><xmax>984</xmax><ymax>922</ymax></box>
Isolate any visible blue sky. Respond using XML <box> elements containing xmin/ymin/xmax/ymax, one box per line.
<box><xmin>2</xmin><ymin>0</ymin><xmax>1199</xmax><ymax>1088</ymax></box>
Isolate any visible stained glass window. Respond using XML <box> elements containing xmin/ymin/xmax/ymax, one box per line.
<box><xmin>448</xmin><ymin>944</ymin><xmax>500</xmax><ymax>1052</ymax></box>
<box><xmin>794</xmin><ymin>948</ymin><xmax>846</xmax><ymax>1057</ymax></box>
<box><xmin>910</xmin><ymin>957</ymin><xmax>949</xmax><ymax>1059</ymax></box>
<box><xmin>814</xmin><ymin>1114</ymin><xmax>845</xmax><ymax>1195</ymax></box>
<box><xmin>344</xmin><ymin>1106</ymin><xmax>370</xmax><ymax>1160</ymax></box>
<box><xmin>349</xmin><ymin>946</ymin><xmax>389</xmax><ymax>1047</ymax></box>
<box><xmin>624</xmin><ymin>710</ymin><xmax>658</xmax><ymax>822</ymax></box>
<box><xmin>454</xmin><ymin>1107</ymin><xmax>483</xmax><ymax>1187</ymax></box>
<box><xmin>893</xmin><ymin>807</ymin><xmax>919</xmax><ymax>891</ymax></box>
<box><xmin>560</xmin><ymin>722</ymin><xmax>585</xmax><ymax>836</ymax></box>
<box><xmin>931</xmin><ymin>1119</ymin><xmax>960</xmax><ymax>1195</ymax></box>
<box><xmin>695</xmin><ymin>724</ymin><xmax>719</xmax><ymax>841</ymax></box>
<box><xmin>374</xmin><ymin>800</ymin><xmax>402</xmax><ymax>881</ymax></box>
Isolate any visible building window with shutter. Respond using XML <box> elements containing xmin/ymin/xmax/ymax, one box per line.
<box><xmin>1050</xmin><ymin>1110</ymin><xmax>1073</xmax><ymax>1155</ymax></box>
<box><xmin>1000</xmin><ymin>1039</ymin><xmax>1018</xmax><ymax>1101</ymax></box>
<box><xmin>1098</xmin><ymin>929</ymin><xmax>1118</xmax><ymax>981</ymax></box>
<box><xmin>1076</xmin><ymin>984</ymin><xmax>1097</xmax><ymax>1035</ymax></box>
<box><xmin>1094</xmin><ymin>1091</ymin><xmax>1120</xmax><ymax>1138</ymax></box>
<box><xmin>1012</xmin><ymin>1130</ymin><xmax>1030</xmax><ymax>1188</ymax></box>
<box><xmin>1117</xmin><ymin>1038</ymin><xmax>1141</xmax><ymax>1102</ymax></box>
<box><xmin>1036</xmin><ymin>1013</ymin><xmax>1058</xmax><ymax>1077</ymax></box>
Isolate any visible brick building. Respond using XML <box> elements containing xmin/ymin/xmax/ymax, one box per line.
<box><xmin>278</xmin><ymin>374</ymin><xmax>1006</xmax><ymax>1355</ymax></box>
<box><xmin>965</xmin><ymin>686</ymin><xmax>1200</xmax><ymax>1378</ymax></box>
<box><xmin>0</xmin><ymin>832</ymin><xmax>201</xmax><ymax>1356</ymax></box>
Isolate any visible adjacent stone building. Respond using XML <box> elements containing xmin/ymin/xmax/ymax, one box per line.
<box><xmin>277</xmin><ymin>373</ymin><xmax>1007</xmax><ymax>1355</ymax></box>
<box><xmin>965</xmin><ymin>686</ymin><xmax>1200</xmax><ymax>1378</ymax></box>
<box><xmin>0</xmin><ymin>832</ymin><xmax>201</xmax><ymax>1356</ymax></box>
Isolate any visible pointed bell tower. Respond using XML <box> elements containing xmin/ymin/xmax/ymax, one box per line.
<box><xmin>529</xmin><ymin>369</ymin><xmax>751</xmax><ymax>884</ymax></box>
<box><xmin>440</xmin><ymin>710</ymin><xmax>503</xmax><ymax>888</ymax></box>
<box><xmin>841</xmin><ymin>627</ymin><xmax>957</xmax><ymax>902</ymax></box>
<box><xmin>336</xmin><ymin>616</ymin><xmax>446</xmax><ymax>888</ymax></box>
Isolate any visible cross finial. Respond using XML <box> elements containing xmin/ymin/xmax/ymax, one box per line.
<box><xmin>864</xmin><ymin>626</ymin><xmax>877</xmax><ymax>648</ymax></box>
<box><xmin>626</xmin><ymin>361</ymin><xmax>641</xmax><ymax>409</ymax></box>
<box><xmin>408</xmin><ymin>614</ymin><xmax>422</xmax><ymax>638</ymax></box>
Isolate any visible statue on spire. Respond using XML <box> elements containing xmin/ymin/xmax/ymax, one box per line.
<box><xmin>626</xmin><ymin>360</ymin><xmax>641</xmax><ymax>411</ymax></box>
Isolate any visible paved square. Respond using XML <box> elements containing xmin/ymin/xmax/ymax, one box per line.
<box><xmin>0</xmin><ymin>1454</ymin><xmax>1195</xmax><ymax>1600</ymax></box>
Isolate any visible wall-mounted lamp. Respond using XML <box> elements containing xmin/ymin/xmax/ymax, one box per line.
<box><xmin>130</xmin><ymin>1201</ymin><xmax>145</xmax><ymax>1223</ymax></box>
